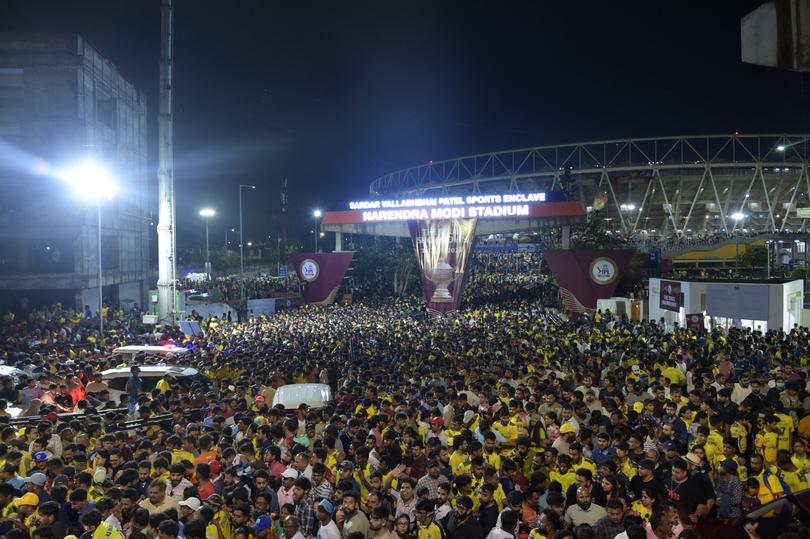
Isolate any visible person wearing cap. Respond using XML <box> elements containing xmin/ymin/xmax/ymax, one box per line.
<box><xmin>251</xmin><ymin>514</ymin><xmax>275</xmax><ymax>539</ymax></box>
<box><xmin>21</xmin><ymin>471</ymin><xmax>49</xmax><ymax>503</ymax></box>
<box><xmin>278</xmin><ymin>467</ymin><xmax>299</xmax><ymax>508</ymax></box>
<box><xmin>315</xmin><ymin>499</ymin><xmax>340</xmax><ymax>539</ymax></box>
<box><xmin>551</xmin><ymin>423</ymin><xmax>575</xmax><ymax>456</ymax></box>
<box><xmin>715</xmin><ymin>459</ymin><xmax>743</xmax><ymax>520</ymax></box>
<box><xmin>5</xmin><ymin>491</ymin><xmax>39</xmax><ymax>533</ymax></box>
<box><xmin>336</xmin><ymin>461</ymin><xmax>362</xmax><ymax>498</ymax></box>
<box><xmin>179</xmin><ymin>496</ymin><xmax>201</xmax><ymax>522</ymax></box>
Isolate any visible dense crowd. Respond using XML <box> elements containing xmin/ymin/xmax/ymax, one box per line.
<box><xmin>465</xmin><ymin>252</ymin><xmax>550</xmax><ymax>306</ymax></box>
<box><xmin>0</xmin><ymin>286</ymin><xmax>809</xmax><ymax>539</ymax></box>
<box><xmin>181</xmin><ymin>276</ymin><xmax>296</xmax><ymax>304</ymax></box>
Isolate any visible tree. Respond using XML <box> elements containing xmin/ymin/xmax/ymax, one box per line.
<box><xmin>739</xmin><ymin>244</ymin><xmax>768</xmax><ymax>268</ymax></box>
<box><xmin>350</xmin><ymin>239</ymin><xmax>419</xmax><ymax>298</ymax></box>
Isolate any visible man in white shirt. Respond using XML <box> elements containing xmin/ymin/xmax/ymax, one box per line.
<box><xmin>731</xmin><ymin>373</ymin><xmax>753</xmax><ymax>405</ymax></box>
<box><xmin>315</xmin><ymin>499</ymin><xmax>341</xmax><ymax>539</ymax></box>
<box><xmin>485</xmin><ymin>509</ymin><xmax>518</xmax><ymax>539</ymax></box>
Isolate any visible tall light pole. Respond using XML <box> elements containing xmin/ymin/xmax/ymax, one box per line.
<box><xmin>732</xmin><ymin>212</ymin><xmax>744</xmax><ymax>272</ymax></box>
<box><xmin>313</xmin><ymin>209</ymin><xmax>322</xmax><ymax>252</ymax></box>
<box><xmin>157</xmin><ymin>0</ymin><xmax>177</xmax><ymax>325</ymax></box>
<box><xmin>239</xmin><ymin>185</ymin><xmax>256</xmax><ymax>302</ymax></box>
<box><xmin>62</xmin><ymin>161</ymin><xmax>117</xmax><ymax>337</ymax></box>
<box><xmin>199</xmin><ymin>208</ymin><xmax>215</xmax><ymax>276</ymax></box>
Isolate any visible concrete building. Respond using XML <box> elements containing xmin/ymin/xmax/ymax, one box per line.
<box><xmin>648</xmin><ymin>277</ymin><xmax>804</xmax><ymax>332</ymax></box>
<box><xmin>0</xmin><ymin>34</ymin><xmax>149</xmax><ymax>312</ymax></box>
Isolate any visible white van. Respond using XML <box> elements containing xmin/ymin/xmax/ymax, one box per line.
<box><xmin>272</xmin><ymin>383</ymin><xmax>333</xmax><ymax>410</ymax></box>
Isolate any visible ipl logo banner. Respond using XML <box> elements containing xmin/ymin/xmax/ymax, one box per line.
<box><xmin>589</xmin><ymin>257</ymin><xmax>619</xmax><ymax>285</ymax></box>
<box><xmin>300</xmin><ymin>259</ymin><xmax>320</xmax><ymax>282</ymax></box>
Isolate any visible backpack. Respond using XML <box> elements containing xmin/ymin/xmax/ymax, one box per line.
<box><xmin>763</xmin><ymin>470</ymin><xmax>792</xmax><ymax>497</ymax></box>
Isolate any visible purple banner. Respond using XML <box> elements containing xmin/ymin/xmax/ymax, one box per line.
<box><xmin>289</xmin><ymin>252</ymin><xmax>354</xmax><ymax>305</ymax></box>
<box><xmin>543</xmin><ymin>250</ymin><xmax>634</xmax><ymax>310</ymax></box>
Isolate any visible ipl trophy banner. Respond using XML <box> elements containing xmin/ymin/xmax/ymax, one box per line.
<box><xmin>408</xmin><ymin>219</ymin><xmax>477</xmax><ymax>314</ymax></box>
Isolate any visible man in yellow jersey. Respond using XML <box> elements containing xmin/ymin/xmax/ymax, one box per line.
<box><xmin>754</xmin><ymin>415</ymin><xmax>780</xmax><ymax>466</ymax></box>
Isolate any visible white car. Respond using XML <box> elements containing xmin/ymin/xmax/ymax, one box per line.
<box><xmin>101</xmin><ymin>365</ymin><xmax>206</xmax><ymax>405</ymax></box>
<box><xmin>0</xmin><ymin>365</ymin><xmax>28</xmax><ymax>385</ymax></box>
<box><xmin>272</xmin><ymin>383</ymin><xmax>333</xmax><ymax>410</ymax></box>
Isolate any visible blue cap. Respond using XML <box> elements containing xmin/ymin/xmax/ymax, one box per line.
<box><xmin>252</xmin><ymin>515</ymin><xmax>273</xmax><ymax>532</ymax></box>
<box><xmin>318</xmin><ymin>499</ymin><xmax>335</xmax><ymax>514</ymax></box>
<box><xmin>33</xmin><ymin>451</ymin><xmax>48</xmax><ymax>462</ymax></box>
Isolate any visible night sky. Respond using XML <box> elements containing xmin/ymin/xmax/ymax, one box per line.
<box><xmin>1</xmin><ymin>1</ymin><xmax>806</xmax><ymax>249</ymax></box>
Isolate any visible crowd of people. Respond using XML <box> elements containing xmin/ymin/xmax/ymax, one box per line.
<box><xmin>0</xmin><ymin>273</ymin><xmax>809</xmax><ymax>539</ymax></box>
<box><xmin>181</xmin><ymin>276</ymin><xmax>297</xmax><ymax>304</ymax></box>
<box><xmin>465</xmin><ymin>252</ymin><xmax>550</xmax><ymax>306</ymax></box>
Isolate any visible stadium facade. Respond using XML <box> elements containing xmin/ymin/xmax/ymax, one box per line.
<box><xmin>368</xmin><ymin>134</ymin><xmax>810</xmax><ymax>239</ymax></box>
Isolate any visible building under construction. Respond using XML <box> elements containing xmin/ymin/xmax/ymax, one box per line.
<box><xmin>0</xmin><ymin>33</ymin><xmax>150</xmax><ymax>313</ymax></box>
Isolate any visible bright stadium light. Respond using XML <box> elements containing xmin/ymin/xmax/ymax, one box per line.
<box><xmin>777</xmin><ymin>144</ymin><xmax>786</xmax><ymax>152</ymax></box>
<box><xmin>61</xmin><ymin>161</ymin><xmax>117</xmax><ymax>200</ymax></box>
<box><xmin>313</xmin><ymin>209</ymin><xmax>323</xmax><ymax>218</ymax></box>
<box><xmin>731</xmin><ymin>212</ymin><xmax>745</xmax><ymax>221</ymax></box>
<box><xmin>59</xmin><ymin>159</ymin><xmax>117</xmax><ymax>337</ymax></box>
<box><xmin>199</xmin><ymin>208</ymin><xmax>215</xmax><ymax>217</ymax></box>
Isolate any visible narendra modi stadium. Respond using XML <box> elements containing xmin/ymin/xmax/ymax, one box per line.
<box><xmin>350</xmin><ymin>193</ymin><xmax>545</xmax><ymax>222</ymax></box>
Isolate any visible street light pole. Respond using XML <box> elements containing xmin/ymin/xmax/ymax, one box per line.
<box><xmin>199</xmin><ymin>209</ymin><xmax>215</xmax><ymax>276</ymax></box>
<box><xmin>239</xmin><ymin>185</ymin><xmax>256</xmax><ymax>302</ymax></box>
<box><xmin>97</xmin><ymin>197</ymin><xmax>103</xmax><ymax>336</ymax></box>
<box><xmin>61</xmin><ymin>161</ymin><xmax>116</xmax><ymax>338</ymax></box>
<box><xmin>313</xmin><ymin>209</ymin><xmax>322</xmax><ymax>252</ymax></box>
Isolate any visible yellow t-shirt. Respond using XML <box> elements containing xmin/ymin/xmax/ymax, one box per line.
<box><xmin>631</xmin><ymin>500</ymin><xmax>652</xmax><ymax>523</ymax></box>
<box><xmin>780</xmin><ymin>469</ymin><xmax>806</xmax><ymax>493</ymax></box>
<box><xmin>662</xmin><ymin>367</ymin><xmax>684</xmax><ymax>385</ymax></box>
<box><xmin>775</xmin><ymin>413</ymin><xmax>794</xmax><ymax>451</ymax></box>
<box><xmin>755</xmin><ymin>431</ymin><xmax>779</xmax><ymax>464</ymax></box>
<box><xmin>417</xmin><ymin>522</ymin><xmax>443</xmax><ymax>539</ymax></box>
<box><xmin>549</xmin><ymin>469</ymin><xmax>576</xmax><ymax>492</ymax></box>
<box><xmin>171</xmin><ymin>449</ymin><xmax>196</xmax><ymax>465</ymax></box>
<box><xmin>483</xmin><ymin>450</ymin><xmax>501</xmax><ymax>470</ymax></box>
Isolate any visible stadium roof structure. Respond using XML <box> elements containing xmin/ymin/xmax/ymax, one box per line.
<box><xmin>363</xmin><ymin>134</ymin><xmax>810</xmax><ymax>238</ymax></box>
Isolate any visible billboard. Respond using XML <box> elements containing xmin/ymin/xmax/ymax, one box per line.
<box><xmin>409</xmin><ymin>219</ymin><xmax>477</xmax><ymax>314</ymax></box>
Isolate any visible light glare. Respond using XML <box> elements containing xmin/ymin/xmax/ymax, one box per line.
<box><xmin>61</xmin><ymin>161</ymin><xmax>117</xmax><ymax>200</ymax></box>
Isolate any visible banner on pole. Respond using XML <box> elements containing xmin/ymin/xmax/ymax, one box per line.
<box><xmin>659</xmin><ymin>280</ymin><xmax>682</xmax><ymax>312</ymax></box>
<box><xmin>408</xmin><ymin>219</ymin><xmax>477</xmax><ymax>313</ymax></box>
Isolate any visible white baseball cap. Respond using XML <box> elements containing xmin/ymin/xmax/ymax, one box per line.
<box><xmin>179</xmin><ymin>497</ymin><xmax>201</xmax><ymax>511</ymax></box>
<box><xmin>281</xmin><ymin>467</ymin><xmax>299</xmax><ymax>480</ymax></box>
